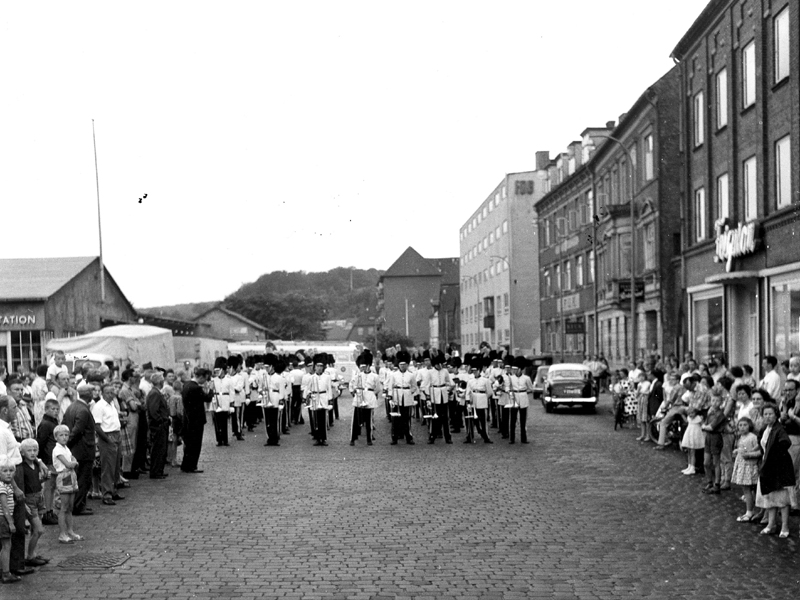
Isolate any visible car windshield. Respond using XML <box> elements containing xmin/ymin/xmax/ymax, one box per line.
<box><xmin>549</xmin><ymin>370</ymin><xmax>589</xmax><ymax>380</ymax></box>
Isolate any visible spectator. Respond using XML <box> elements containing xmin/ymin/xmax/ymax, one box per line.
<box><xmin>92</xmin><ymin>384</ymin><xmax>123</xmax><ymax>506</ymax></box>
<box><xmin>35</xmin><ymin>399</ymin><xmax>60</xmax><ymax>526</ymax></box>
<box><xmin>51</xmin><ymin>425</ymin><xmax>81</xmax><ymax>544</ymax></box>
<box><xmin>118</xmin><ymin>369</ymin><xmax>141</xmax><ymax>479</ymax></box>
<box><xmin>17</xmin><ymin>439</ymin><xmax>48</xmax><ymax>567</ymax></box>
<box><xmin>742</xmin><ymin>364</ymin><xmax>757</xmax><ymax>390</ymax></box>
<box><xmin>759</xmin><ymin>356</ymin><xmax>782</xmax><ymax>402</ymax></box>
<box><xmin>755</xmin><ymin>403</ymin><xmax>795</xmax><ymax>538</ymax></box>
<box><xmin>732</xmin><ymin>417</ymin><xmax>761</xmax><ymax>522</ymax></box>
<box><xmin>145</xmin><ymin>372</ymin><xmax>169</xmax><ymax>480</ymax></box>
<box><xmin>62</xmin><ymin>386</ymin><xmax>96</xmax><ymax>517</ymax></box>
<box><xmin>47</xmin><ymin>372</ymin><xmax>76</xmax><ymax>423</ymax></box>
<box><xmin>45</xmin><ymin>352</ymin><xmax>68</xmax><ymax>384</ymax></box>
<box><xmin>0</xmin><ymin>455</ymin><xmax>19</xmax><ymax>583</ymax></box>
<box><xmin>6</xmin><ymin>379</ymin><xmax>34</xmax><ymax>443</ymax></box>
<box><xmin>30</xmin><ymin>365</ymin><xmax>49</xmax><ymax>427</ymax></box>
<box><xmin>778</xmin><ymin>378</ymin><xmax>800</xmax><ymax>511</ymax></box>
<box><xmin>701</xmin><ymin>390</ymin><xmax>727</xmax><ymax>494</ymax></box>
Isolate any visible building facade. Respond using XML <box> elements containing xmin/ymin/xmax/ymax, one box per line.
<box><xmin>672</xmin><ymin>0</ymin><xmax>800</xmax><ymax>366</ymax></box>
<box><xmin>459</xmin><ymin>168</ymin><xmax>548</xmax><ymax>355</ymax></box>
<box><xmin>0</xmin><ymin>256</ymin><xmax>137</xmax><ymax>372</ymax></box>
<box><xmin>377</xmin><ymin>247</ymin><xmax>458</xmax><ymax>347</ymax></box>
<box><xmin>192</xmin><ymin>304</ymin><xmax>270</xmax><ymax>342</ymax></box>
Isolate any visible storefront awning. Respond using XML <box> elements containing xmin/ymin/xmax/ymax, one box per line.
<box><xmin>705</xmin><ymin>271</ymin><xmax>759</xmax><ymax>285</ymax></box>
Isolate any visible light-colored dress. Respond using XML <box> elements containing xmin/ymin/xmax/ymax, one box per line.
<box><xmin>681</xmin><ymin>415</ymin><xmax>705</xmax><ymax>450</ymax></box>
<box><xmin>731</xmin><ymin>432</ymin><xmax>760</xmax><ymax>486</ymax></box>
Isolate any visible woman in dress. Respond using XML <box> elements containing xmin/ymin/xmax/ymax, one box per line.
<box><xmin>755</xmin><ymin>403</ymin><xmax>796</xmax><ymax>538</ymax></box>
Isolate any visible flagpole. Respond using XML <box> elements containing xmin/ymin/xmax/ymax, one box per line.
<box><xmin>92</xmin><ymin>119</ymin><xmax>105</xmax><ymax>302</ymax></box>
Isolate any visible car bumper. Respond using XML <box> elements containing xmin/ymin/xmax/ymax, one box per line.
<box><xmin>543</xmin><ymin>396</ymin><xmax>597</xmax><ymax>405</ymax></box>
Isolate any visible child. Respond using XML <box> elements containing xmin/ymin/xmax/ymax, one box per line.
<box><xmin>52</xmin><ymin>424</ymin><xmax>83</xmax><ymax>544</ymax></box>
<box><xmin>680</xmin><ymin>408</ymin><xmax>705</xmax><ymax>475</ymax></box>
<box><xmin>18</xmin><ymin>439</ymin><xmax>50</xmax><ymax>567</ymax></box>
<box><xmin>635</xmin><ymin>372</ymin><xmax>652</xmax><ymax>442</ymax></box>
<box><xmin>0</xmin><ymin>457</ymin><xmax>19</xmax><ymax>584</ymax></box>
<box><xmin>732</xmin><ymin>417</ymin><xmax>761</xmax><ymax>521</ymax></box>
<box><xmin>701</xmin><ymin>392</ymin><xmax>727</xmax><ymax>494</ymax></box>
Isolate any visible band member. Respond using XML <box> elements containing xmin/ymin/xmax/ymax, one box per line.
<box><xmin>301</xmin><ymin>357</ymin><xmax>315</xmax><ymax>436</ymax></box>
<box><xmin>465</xmin><ymin>356</ymin><xmax>493</xmax><ymax>444</ymax></box>
<box><xmin>508</xmin><ymin>356</ymin><xmax>533</xmax><ymax>444</ymax></box>
<box><xmin>488</xmin><ymin>351</ymin><xmax>502</xmax><ymax>429</ymax></box>
<box><xmin>387</xmin><ymin>350</ymin><xmax>417</xmax><ymax>445</ymax></box>
<box><xmin>277</xmin><ymin>359</ymin><xmax>291</xmax><ymax>435</ymax></box>
<box><xmin>448</xmin><ymin>357</ymin><xmax>464</xmax><ymax>434</ymax></box>
<box><xmin>416</xmin><ymin>352</ymin><xmax>432</xmax><ymax>421</ymax></box>
<box><xmin>229</xmin><ymin>355</ymin><xmax>246</xmax><ymax>441</ymax></box>
<box><xmin>494</xmin><ymin>355</ymin><xmax>513</xmax><ymax>439</ymax></box>
<box><xmin>289</xmin><ymin>359</ymin><xmax>305</xmax><ymax>425</ymax></box>
<box><xmin>427</xmin><ymin>353</ymin><xmax>453</xmax><ymax>444</ymax></box>
<box><xmin>261</xmin><ymin>354</ymin><xmax>283</xmax><ymax>447</ymax></box>
<box><xmin>244</xmin><ymin>356</ymin><xmax>262</xmax><ymax>431</ymax></box>
<box><xmin>349</xmin><ymin>350</ymin><xmax>379</xmax><ymax>446</ymax></box>
<box><xmin>326</xmin><ymin>354</ymin><xmax>342</xmax><ymax>426</ymax></box>
<box><xmin>305</xmin><ymin>354</ymin><xmax>332</xmax><ymax>446</ymax></box>
<box><xmin>211</xmin><ymin>357</ymin><xmax>231</xmax><ymax>446</ymax></box>
<box><xmin>379</xmin><ymin>355</ymin><xmax>394</xmax><ymax>421</ymax></box>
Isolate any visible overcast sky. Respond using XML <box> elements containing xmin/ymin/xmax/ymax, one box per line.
<box><xmin>0</xmin><ymin>1</ymin><xmax>706</xmax><ymax>308</ymax></box>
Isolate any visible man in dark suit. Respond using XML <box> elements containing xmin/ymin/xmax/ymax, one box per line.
<box><xmin>181</xmin><ymin>368</ymin><xmax>211</xmax><ymax>473</ymax></box>
<box><xmin>62</xmin><ymin>385</ymin><xmax>97</xmax><ymax>516</ymax></box>
<box><xmin>146</xmin><ymin>372</ymin><xmax>169</xmax><ymax>479</ymax></box>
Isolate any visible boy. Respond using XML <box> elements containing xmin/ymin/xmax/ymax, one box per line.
<box><xmin>0</xmin><ymin>457</ymin><xmax>19</xmax><ymax>583</ymax></box>
<box><xmin>18</xmin><ymin>439</ymin><xmax>49</xmax><ymax>567</ymax></box>
<box><xmin>36</xmin><ymin>399</ymin><xmax>60</xmax><ymax>525</ymax></box>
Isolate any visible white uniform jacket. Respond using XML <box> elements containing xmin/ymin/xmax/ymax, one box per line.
<box><xmin>509</xmin><ymin>374</ymin><xmax>534</xmax><ymax>409</ymax></box>
<box><xmin>388</xmin><ymin>370</ymin><xmax>418</xmax><ymax>407</ymax></box>
<box><xmin>350</xmin><ymin>371</ymin><xmax>380</xmax><ymax>409</ymax></box>
<box><xmin>262</xmin><ymin>373</ymin><xmax>286</xmax><ymax>408</ymax></box>
<box><xmin>427</xmin><ymin>368</ymin><xmax>452</xmax><ymax>404</ymax></box>
<box><xmin>466</xmin><ymin>375</ymin><xmax>493</xmax><ymax>410</ymax></box>
<box><xmin>305</xmin><ymin>373</ymin><xmax>332</xmax><ymax>410</ymax></box>
<box><xmin>212</xmin><ymin>376</ymin><xmax>233</xmax><ymax>412</ymax></box>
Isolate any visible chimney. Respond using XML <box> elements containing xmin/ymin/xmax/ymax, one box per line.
<box><xmin>618</xmin><ymin>112</ymin><xmax>628</xmax><ymax>124</ymax></box>
<box><xmin>535</xmin><ymin>151</ymin><xmax>550</xmax><ymax>171</ymax></box>
<box><xmin>605</xmin><ymin>120</ymin><xmax>615</xmax><ymax>130</ymax></box>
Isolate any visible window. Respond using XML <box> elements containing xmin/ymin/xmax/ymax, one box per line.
<box><xmin>692</xmin><ymin>292</ymin><xmax>723</xmax><ymax>361</ymax></box>
<box><xmin>543</xmin><ymin>269</ymin><xmax>551</xmax><ymax>296</ymax></box>
<box><xmin>644</xmin><ymin>135</ymin><xmax>654</xmax><ymax>181</ymax></box>
<box><xmin>693</xmin><ymin>91</ymin><xmax>704</xmax><ymax>146</ymax></box>
<box><xmin>644</xmin><ymin>223</ymin><xmax>656</xmax><ymax>270</ymax></box>
<box><xmin>482</xmin><ymin>206</ymin><xmax>487</xmax><ymax>218</ymax></box>
<box><xmin>716</xmin><ymin>68</ymin><xmax>728</xmax><ymax>129</ymax></box>
<box><xmin>543</xmin><ymin>220</ymin><xmax>550</xmax><ymax>246</ymax></box>
<box><xmin>554</xmin><ymin>264</ymin><xmax>561</xmax><ymax>292</ymax></box>
<box><xmin>495</xmin><ymin>225</ymin><xmax>501</xmax><ymax>240</ymax></box>
<box><xmin>503</xmin><ymin>258</ymin><xmax>508</xmax><ymax>271</ymax></box>
<box><xmin>503</xmin><ymin>293</ymin><xmax>509</xmax><ymax>314</ymax></box>
<box><xmin>744</xmin><ymin>156</ymin><xmax>757</xmax><ymax>221</ymax></box>
<box><xmin>772</xmin><ymin>275</ymin><xmax>800</xmax><ymax>357</ymax></box>
<box><xmin>717</xmin><ymin>173</ymin><xmax>729</xmax><ymax>221</ymax></box>
<box><xmin>483</xmin><ymin>237</ymin><xmax>488</xmax><ymax>250</ymax></box>
<box><xmin>576</xmin><ymin>255</ymin><xmax>584</xmax><ymax>287</ymax></box>
<box><xmin>495</xmin><ymin>193</ymin><xmax>500</xmax><ymax>205</ymax></box>
<box><xmin>695</xmin><ymin>187</ymin><xmax>706</xmax><ymax>241</ymax></box>
<box><xmin>489</xmin><ymin>231</ymin><xmax>495</xmax><ymax>244</ymax></box>
<box><xmin>502</xmin><ymin>186</ymin><xmax>507</xmax><ymax>199</ymax></box>
<box><xmin>776</xmin><ymin>135</ymin><xmax>791</xmax><ymax>209</ymax></box>
<box><xmin>502</xmin><ymin>220</ymin><xmax>508</xmax><ymax>233</ymax></box>
<box><xmin>489</xmin><ymin>264</ymin><xmax>495</xmax><ymax>277</ymax></box>
<box><xmin>743</xmin><ymin>41</ymin><xmax>756</xmax><ymax>108</ymax></box>
<box><xmin>564</xmin><ymin>260</ymin><xmax>572</xmax><ymax>290</ymax></box>
<box><xmin>775</xmin><ymin>7</ymin><xmax>790</xmax><ymax>83</ymax></box>
<box><xmin>588</xmin><ymin>250</ymin><xmax>595</xmax><ymax>283</ymax></box>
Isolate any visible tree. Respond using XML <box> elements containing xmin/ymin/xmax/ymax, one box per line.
<box><xmin>363</xmin><ymin>328</ymin><xmax>415</xmax><ymax>354</ymax></box>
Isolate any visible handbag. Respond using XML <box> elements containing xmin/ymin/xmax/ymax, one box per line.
<box><xmin>56</xmin><ymin>469</ymin><xmax>78</xmax><ymax>493</ymax></box>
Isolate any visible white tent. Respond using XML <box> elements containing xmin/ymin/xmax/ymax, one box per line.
<box><xmin>47</xmin><ymin>325</ymin><xmax>176</xmax><ymax>367</ymax></box>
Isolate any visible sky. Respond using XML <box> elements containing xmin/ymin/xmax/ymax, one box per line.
<box><xmin>0</xmin><ymin>1</ymin><xmax>708</xmax><ymax>308</ymax></box>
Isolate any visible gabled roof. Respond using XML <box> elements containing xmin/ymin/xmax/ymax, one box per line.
<box><xmin>0</xmin><ymin>256</ymin><xmax>99</xmax><ymax>301</ymax></box>
<box><xmin>429</xmin><ymin>257</ymin><xmax>460</xmax><ymax>285</ymax></box>
<box><xmin>382</xmin><ymin>247</ymin><xmax>441</xmax><ymax>278</ymax></box>
<box><xmin>193</xmin><ymin>303</ymin><xmax>270</xmax><ymax>333</ymax></box>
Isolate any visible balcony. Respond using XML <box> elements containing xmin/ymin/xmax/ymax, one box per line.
<box><xmin>483</xmin><ymin>315</ymin><xmax>495</xmax><ymax>330</ymax></box>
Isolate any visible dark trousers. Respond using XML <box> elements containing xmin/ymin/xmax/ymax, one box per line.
<box><xmin>498</xmin><ymin>404</ymin><xmax>509</xmax><ymax>438</ymax></box>
<box><xmin>181</xmin><ymin>420</ymin><xmax>204</xmax><ymax>472</ymax></box>
<box><xmin>313</xmin><ymin>408</ymin><xmax>328</xmax><ymax>442</ymax></box>
<box><xmin>280</xmin><ymin>404</ymin><xmax>290</xmax><ymax>433</ymax></box>
<box><xmin>98</xmin><ymin>430</ymin><xmax>120</xmax><ymax>498</ymax></box>
<box><xmin>264</xmin><ymin>406</ymin><xmax>280</xmax><ymax>445</ymax></box>
<box><xmin>508</xmin><ymin>407</ymin><xmax>528</xmax><ymax>443</ymax></box>
<box><xmin>429</xmin><ymin>403</ymin><xmax>451</xmax><ymax>442</ymax></box>
<box><xmin>10</xmin><ymin>470</ymin><xmax>26</xmax><ymax>571</ymax></box>
<box><xmin>244</xmin><ymin>402</ymin><xmax>259</xmax><ymax>430</ymax></box>
<box><xmin>328</xmin><ymin>397</ymin><xmax>338</xmax><ymax>425</ymax></box>
<box><xmin>291</xmin><ymin>386</ymin><xmax>303</xmax><ymax>423</ymax></box>
<box><xmin>132</xmin><ymin>411</ymin><xmax>149</xmax><ymax>472</ymax></box>
<box><xmin>213</xmin><ymin>411</ymin><xmax>229</xmax><ymax>445</ymax></box>
<box><xmin>391</xmin><ymin>405</ymin><xmax>414</xmax><ymax>442</ymax></box>
<box><xmin>475</xmin><ymin>408</ymin><xmax>490</xmax><ymax>441</ymax></box>
<box><xmin>351</xmin><ymin>407</ymin><xmax>373</xmax><ymax>443</ymax></box>
<box><xmin>489</xmin><ymin>397</ymin><xmax>498</xmax><ymax>428</ymax></box>
<box><xmin>231</xmin><ymin>405</ymin><xmax>243</xmax><ymax>438</ymax></box>
<box><xmin>149</xmin><ymin>426</ymin><xmax>168</xmax><ymax>477</ymax></box>
<box><xmin>450</xmin><ymin>400</ymin><xmax>462</xmax><ymax>432</ymax></box>
<box><xmin>73</xmin><ymin>458</ymin><xmax>93</xmax><ymax>514</ymax></box>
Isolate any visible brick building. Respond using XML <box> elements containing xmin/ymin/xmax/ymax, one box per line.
<box><xmin>377</xmin><ymin>247</ymin><xmax>458</xmax><ymax>347</ymax></box>
<box><xmin>672</xmin><ymin>0</ymin><xmax>800</xmax><ymax>365</ymax></box>
<box><xmin>459</xmin><ymin>169</ymin><xmax>548</xmax><ymax>355</ymax></box>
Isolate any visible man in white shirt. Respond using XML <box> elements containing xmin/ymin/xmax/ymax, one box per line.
<box><xmin>760</xmin><ymin>355</ymin><xmax>782</xmax><ymax>400</ymax></box>
<box><xmin>92</xmin><ymin>383</ymin><xmax>123</xmax><ymax>505</ymax></box>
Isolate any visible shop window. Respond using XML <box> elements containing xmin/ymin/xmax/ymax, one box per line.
<box><xmin>775</xmin><ymin>7</ymin><xmax>789</xmax><ymax>83</ymax></box>
<box><xmin>772</xmin><ymin>277</ymin><xmax>800</xmax><ymax>358</ymax></box>
<box><xmin>693</xmin><ymin>293</ymin><xmax>723</xmax><ymax>362</ymax></box>
<box><xmin>744</xmin><ymin>156</ymin><xmax>757</xmax><ymax>221</ymax></box>
<box><xmin>743</xmin><ymin>41</ymin><xmax>756</xmax><ymax>108</ymax></box>
<box><xmin>716</xmin><ymin>68</ymin><xmax>728</xmax><ymax>129</ymax></box>
<box><xmin>776</xmin><ymin>135</ymin><xmax>791</xmax><ymax>209</ymax></box>
<box><xmin>10</xmin><ymin>330</ymin><xmax>43</xmax><ymax>372</ymax></box>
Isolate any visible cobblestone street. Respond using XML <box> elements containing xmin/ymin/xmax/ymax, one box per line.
<box><xmin>15</xmin><ymin>395</ymin><xmax>800</xmax><ymax>600</ymax></box>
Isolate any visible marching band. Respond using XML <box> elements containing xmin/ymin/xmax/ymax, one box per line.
<box><xmin>198</xmin><ymin>348</ymin><xmax>535</xmax><ymax>448</ymax></box>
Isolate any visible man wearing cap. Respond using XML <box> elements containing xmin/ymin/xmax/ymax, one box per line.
<box><xmin>465</xmin><ymin>356</ymin><xmax>494</xmax><ymax>444</ymax></box>
<box><xmin>289</xmin><ymin>359</ymin><xmax>305</xmax><ymax>425</ymax></box>
<box><xmin>228</xmin><ymin>356</ymin><xmax>246</xmax><ymax>441</ymax></box>
<box><xmin>181</xmin><ymin>368</ymin><xmax>212</xmax><ymax>473</ymax></box>
<box><xmin>426</xmin><ymin>353</ymin><xmax>453</xmax><ymax>444</ymax></box>
<box><xmin>379</xmin><ymin>354</ymin><xmax>395</xmax><ymax>422</ymax></box>
<box><xmin>448</xmin><ymin>357</ymin><xmax>464</xmax><ymax>434</ymax></box>
<box><xmin>508</xmin><ymin>357</ymin><xmax>533</xmax><ymax>444</ymax></box>
<box><xmin>211</xmin><ymin>357</ymin><xmax>232</xmax><ymax>447</ymax></box>
<box><xmin>305</xmin><ymin>355</ymin><xmax>332</xmax><ymax>446</ymax></box>
<box><xmin>350</xmin><ymin>350</ymin><xmax>379</xmax><ymax>446</ymax></box>
<box><xmin>387</xmin><ymin>350</ymin><xmax>418</xmax><ymax>445</ymax></box>
<box><xmin>261</xmin><ymin>354</ymin><xmax>284</xmax><ymax>447</ymax></box>
<box><xmin>325</xmin><ymin>354</ymin><xmax>342</xmax><ymax>427</ymax></box>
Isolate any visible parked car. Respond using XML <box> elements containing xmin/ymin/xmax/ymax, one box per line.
<box><xmin>541</xmin><ymin>363</ymin><xmax>597</xmax><ymax>413</ymax></box>
<box><xmin>533</xmin><ymin>366</ymin><xmax>550</xmax><ymax>399</ymax></box>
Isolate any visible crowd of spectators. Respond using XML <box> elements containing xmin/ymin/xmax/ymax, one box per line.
<box><xmin>0</xmin><ymin>352</ymin><xmax>188</xmax><ymax>584</ymax></box>
<box><xmin>609</xmin><ymin>351</ymin><xmax>800</xmax><ymax>539</ymax></box>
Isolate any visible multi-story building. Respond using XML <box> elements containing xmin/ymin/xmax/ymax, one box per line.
<box><xmin>672</xmin><ymin>0</ymin><xmax>799</xmax><ymax>366</ymax></box>
<box><xmin>591</xmin><ymin>66</ymin><xmax>682</xmax><ymax>366</ymax></box>
<box><xmin>459</xmin><ymin>167</ymin><xmax>548</xmax><ymax>354</ymax></box>
<box><xmin>377</xmin><ymin>247</ymin><xmax>458</xmax><ymax>347</ymax></box>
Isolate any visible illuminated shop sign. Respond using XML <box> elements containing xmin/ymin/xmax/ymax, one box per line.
<box><xmin>713</xmin><ymin>220</ymin><xmax>757</xmax><ymax>272</ymax></box>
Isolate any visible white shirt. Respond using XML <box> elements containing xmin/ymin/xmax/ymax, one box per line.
<box><xmin>52</xmin><ymin>442</ymin><xmax>74</xmax><ymax>473</ymax></box>
<box><xmin>760</xmin><ymin>370</ymin><xmax>782</xmax><ymax>401</ymax></box>
<box><xmin>92</xmin><ymin>399</ymin><xmax>121</xmax><ymax>432</ymax></box>
<box><xmin>46</xmin><ymin>363</ymin><xmax>68</xmax><ymax>383</ymax></box>
<box><xmin>0</xmin><ymin>419</ymin><xmax>22</xmax><ymax>465</ymax></box>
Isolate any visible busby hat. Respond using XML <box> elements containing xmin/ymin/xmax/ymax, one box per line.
<box><xmin>213</xmin><ymin>356</ymin><xmax>228</xmax><ymax>370</ymax></box>
<box><xmin>313</xmin><ymin>353</ymin><xmax>327</xmax><ymax>365</ymax></box>
<box><xmin>274</xmin><ymin>357</ymin><xmax>286</xmax><ymax>374</ymax></box>
<box><xmin>227</xmin><ymin>355</ymin><xmax>240</xmax><ymax>369</ymax></box>
<box><xmin>503</xmin><ymin>354</ymin><xmax>514</xmax><ymax>367</ymax></box>
<box><xmin>513</xmin><ymin>356</ymin><xmax>528</xmax><ymax>370</ymax></box>
<box><xmin>422</xmin><ymin>350</ymin><xmax>431</xmax><ymax>361</ymax></box>
<box><xmin>395</xmin><ymin>350</ymin><xmax>411</xmax><ymax>365</ymax></box>
<box><xmin>264</xmin><ymin>353</ymin><xmax>277</xmax><ymax>367</ymax></box>
<box><xmin>469</xmin><ymin>356</ymin><xmax>482</xmax><ymax>371</ymax></box>
<box><xmin>448</xmin><ymin>356</ymin><xmax>462</xmax><ymax>369</ymax></box>
<box><xmin>431</xmin><ymin>352</ymin><xmax>444</xmax><ymax>366</ymax></box>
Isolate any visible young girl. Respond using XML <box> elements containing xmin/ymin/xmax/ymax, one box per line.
<box><xmin>732</xmin><ymin>417</ymin><xmax>761</xmax><ymax>521</ymax></box>
<box><xmin>635</xmin><ymin>372</ymin><xmax>652</xmax><ymax>442</ymax></box>
<box><xmin>680</xmin><ymin>408</ymin><xmax>705</xmax><ymax>475</ymax></box>
<box><xmin>0</xmin><ymin>457</ymin><xmax>19</xmax><ymax>584</ymax></box>
<box><xmin>52</xmin><ymin>424</ymin><xmax>83</xmax><ymax>544</ymax></box>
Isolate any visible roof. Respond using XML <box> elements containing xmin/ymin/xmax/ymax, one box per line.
<box><xmin>0</xmin><ymin>256</ymin><xmax>97</xmax><ymax>301</ymax></box>
<box><xmin>429</xmin><ymin>257</ymin><xmax>459</xmax><ymax>285</ymax></box>
<box><xmin>139</xmin><ymin>301</ymin><xmax>219</xmax><ymax>322</ymax></box>
<box><xmin>382</xmin><ymin>247</ymin><xmax>441</xmax><ymax>278</ymax></box>
<box><xmin>671</xmin><ymin>0</ymin><xmax>728</xmax><ymax>61</ymax></box>
<box><xmin>193</xmin><ymin>303</ymin><xmax>270</xmax><ymax>333</ymax></box>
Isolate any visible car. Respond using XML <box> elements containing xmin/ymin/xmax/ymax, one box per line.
<box><xmin>532</xmin><ymin>366</ymin><xmax>550</xmax><ymax>399</ymax></box>
<box><xmin>541</xmin><ymin>363</ymin><xmax>598</xmax><ymax>413</ymax></box>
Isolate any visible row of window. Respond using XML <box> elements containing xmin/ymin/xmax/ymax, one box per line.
<box><xmin>693</xmin><ymin>8</ymin><xmax>790</xmax><ymax>147</ymax></box>
<box><xmin>542</xmin><ymin>320</ymin><xmax>586</xmax><ymax>354</ymax></box>
<box><xmin>693</xmin><ymin>135</ymin><xmax>792</xmax><ymax>241</ymax></box>
<box><xmin>460</xmin><ymin>293</ymin><xmax>510</xmax><ymax>325</ymax></box>
<box><xmin>542</xmin><ymin>251</ymin><xmax>595</xmax><ymax>296</ymax></box>
<box><xmin>461</xmin><ymin>222</ymin><xmax>509</xmax><ymax>265</ymax></box>
<box><xmin>461</xmin><ymin>328</ymin><xmax>511</xmax><ymax>349</ymax></box>
<box><xmin>460</xmin><ymin>186</ymin><xmax>508</xmax><ymax>240</ymax></box>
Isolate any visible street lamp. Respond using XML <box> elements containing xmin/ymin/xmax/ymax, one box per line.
<box><xmin>489</xmin><ymin>255</ymin><xmax>512</xmax><ymax>352</ymax></box>
<box><xmin>596</xmin><ymin>134</ymin><xmax>637</xmax><ymax>364</ymax></box>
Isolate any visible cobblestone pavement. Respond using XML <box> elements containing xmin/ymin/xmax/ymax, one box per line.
<box><xmin>14</xmin><ymin>395</ymin><xmax>800</xmax><ymax>600</ymax></box>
